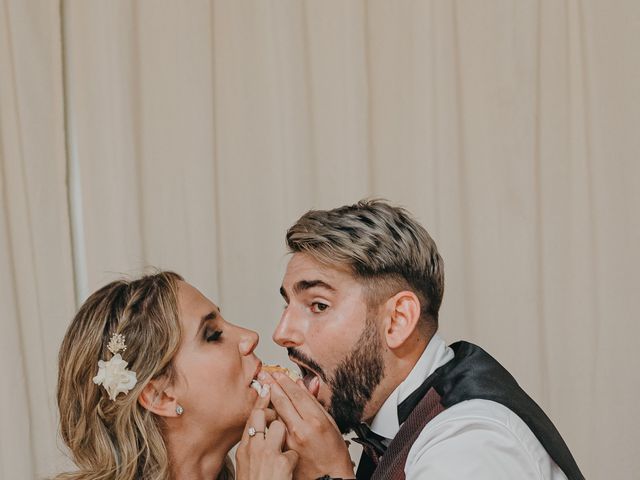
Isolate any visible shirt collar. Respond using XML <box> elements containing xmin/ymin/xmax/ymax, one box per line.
<box><xmin>368</xmin><ymin>333</ymin><xmax>454</xmax><ymax>440</ymax></box>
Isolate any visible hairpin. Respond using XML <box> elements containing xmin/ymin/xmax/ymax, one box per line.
<box><xmin>93</xmin><ymin>333</ymin><xmax>137</xmax><ymax>401</ymax></box>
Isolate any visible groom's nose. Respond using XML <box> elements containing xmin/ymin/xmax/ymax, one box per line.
<box><xmin>272</xmin><ymin>308</ymin><xmax>304</xmax><ymax>348</ymax></box>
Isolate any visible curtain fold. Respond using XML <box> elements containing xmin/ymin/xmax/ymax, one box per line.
<box><xmin>0</xmin><ymin>0</ymin><xmax>76</xmax><ymax>477</ymax></box>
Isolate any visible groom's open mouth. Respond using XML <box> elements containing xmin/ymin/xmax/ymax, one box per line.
<box><xmin>291</xmin><ymin>359</ymin><xmax>323</xmax><ymax>395</ymax></box>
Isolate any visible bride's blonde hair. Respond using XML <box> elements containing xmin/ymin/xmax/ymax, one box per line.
<box><xmin>55</xmin><ymin>271</ymin><xmax>234</xmax><ymax>480</ymax></box>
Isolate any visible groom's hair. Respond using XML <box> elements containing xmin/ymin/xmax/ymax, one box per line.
<box><xmin>286</xmin><ymin>199</ymin><xmax>444</xmax><ymax>328</ymax></box>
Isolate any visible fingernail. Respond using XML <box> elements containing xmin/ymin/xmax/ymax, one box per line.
<box><xmin>258</xmin><ymin>372</ymin><xmax>267</xmax><ymax>381</ymax></box>
<box><xmin>272</xmin><ymin>371</ymin><xmax>283</xmax><ymax>379</ymax></box>
<box><xmin>260</xmin><ymin>384</ymin><xmax>270</xmax><ymax>397</ymax></box>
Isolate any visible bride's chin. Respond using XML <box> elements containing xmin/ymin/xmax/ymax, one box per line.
<box><xmin>240</xmin><ymin>388</ymin><xmax>259</xmax><ymax>415</ymax></box>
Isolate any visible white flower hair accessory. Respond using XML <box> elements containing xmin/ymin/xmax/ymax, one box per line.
<box><xmin>93</xmin><ymin>333</ymin><xmax>138</xmax><ymax>401</ymax></box>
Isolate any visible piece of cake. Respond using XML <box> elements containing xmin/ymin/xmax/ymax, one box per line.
<box><xmin>250</xmin><ymin>364</ymin><xmax>300</xmax><ymax>393</ymax></box>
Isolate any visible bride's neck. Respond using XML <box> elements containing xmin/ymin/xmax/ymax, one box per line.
<box><xmin>165</xmin><ymin>424</ymin><xmax>235</xmax><ymax>480</ymax></box>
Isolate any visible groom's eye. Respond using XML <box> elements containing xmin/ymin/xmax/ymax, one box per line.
<box><xmin>310</xmin><ymin>302</ymin><xmax>329</xmax><ymax>313</ymax></box>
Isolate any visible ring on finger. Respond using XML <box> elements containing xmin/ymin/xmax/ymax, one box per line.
<box><xmin>247</xmin><ymin>426</ymin><xmax>266</xmax><ymax>438</ymax></box>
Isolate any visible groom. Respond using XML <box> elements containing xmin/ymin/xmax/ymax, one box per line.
<box><xmin>263</xmin><ymin>199</ymin><xmax>584</xmax><ymax>480</ymax></box>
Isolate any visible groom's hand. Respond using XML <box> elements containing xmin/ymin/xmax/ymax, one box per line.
<box><xmin>262</xmin><ymin>371</ymin><xmax>355</xmax><ymax>480</ymax></box>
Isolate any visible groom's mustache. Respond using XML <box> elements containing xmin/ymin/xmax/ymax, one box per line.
<box><xmin>287</xmin><ymin>347</ymin><xmax>328</xmax><ymax>383</ymax></box>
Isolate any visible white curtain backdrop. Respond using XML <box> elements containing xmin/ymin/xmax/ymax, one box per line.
<box><xmin>1</xmin><ymin>1</ymin><xmax>638</xmax><ymax>478</ymax></box>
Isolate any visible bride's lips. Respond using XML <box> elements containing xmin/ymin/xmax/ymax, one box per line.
<box><xmin>249</xmin><ymin>361</ymin><xmax>263</xmax><ymax>386</ymax></box>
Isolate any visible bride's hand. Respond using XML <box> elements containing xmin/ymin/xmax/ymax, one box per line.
<box><xmin>236</xmin><ymin>388</ymin><xmax>298</xmax><ymax>480</ymax></box>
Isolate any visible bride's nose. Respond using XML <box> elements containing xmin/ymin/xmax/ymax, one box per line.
<box><xmin>238</xmin><ymin>328</ymin><xmax>259</xmax><ymax>356</ymax></box>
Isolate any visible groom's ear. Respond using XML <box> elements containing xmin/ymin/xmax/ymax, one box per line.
<box><xmin>138</xmin><ymin>378</ymin><xmax>181</xmax><ymax>418</ymax></box>
<box><xmin>382</xmin><ymin>290</ymin><xmax>422</xmax><ymax>350</ymax></box>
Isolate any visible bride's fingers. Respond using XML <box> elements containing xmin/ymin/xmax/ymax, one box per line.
<box><xmin>241</xmin><ymin>408</ymin><xmax>266</xmax><ymax>446</ymax></box>
<box><xmin>263</xmin><ymin>407</ymin><xmax>277</xmax><ymax>425</ymax></box>
<box><xmin>264</xmin><ymin>420</ymin><xmax>287</xmax><ymax>450</ymax></box>
<box><xmin>282</xmin><ymin>449</ymin><xmax>299</xmax><ymax>471</ymax></box>
<box><xmin>253</xmin><ymin>384</ymin><xmax>271</xmax><ymax>409</ymax></box>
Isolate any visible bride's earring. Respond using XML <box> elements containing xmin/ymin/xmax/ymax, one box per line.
<box><xmin>176</xmin><ymin>405</ymin><xmax>184</xmax><ymax>416</ymax></box>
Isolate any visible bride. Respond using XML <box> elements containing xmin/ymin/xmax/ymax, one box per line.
<box><xmin>55</xmin><ymin>271</ymin><xmax>297</xmax><ymax>480</ymax></box>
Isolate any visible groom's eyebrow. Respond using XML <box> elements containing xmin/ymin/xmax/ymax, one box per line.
<box><xmin>293</xmin><ymin>280</ymin><xmax>336</xmax><ymax>294</ymax></box>
<box><xmin>280</xmin><ymin>280</ymin><xmax>336</xmax><ymax>302</ymax></box>
<box><xmin>279</xmin><ymin>286</ymin><xmax>289</xmax><ymax>303</ymax></box>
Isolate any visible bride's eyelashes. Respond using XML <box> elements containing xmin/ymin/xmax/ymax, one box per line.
<box><xmin>205</xmin><ymin>329</ymin><xmax>223</xmax><ymax>342</ymax></box>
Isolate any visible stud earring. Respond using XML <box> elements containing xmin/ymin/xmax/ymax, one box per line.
<box><xmin>176</xmin><ymin>405</ymin><xmax>184</xmax><ymax>416</ymax></box>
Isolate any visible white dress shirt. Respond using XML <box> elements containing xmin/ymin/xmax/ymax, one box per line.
<box><xmin>368</xmin><ymin>334</ymin><xmax>568</xmax><ymax>479</ymax></box>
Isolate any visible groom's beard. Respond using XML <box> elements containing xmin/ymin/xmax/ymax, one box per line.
<box><xmin>328</xmin><ymin>317</ymin><xmax>385</xmax><ymax>434</ymax></box>
<box><xmin>287</xmin><ymin>316</ymin><xmax>385</xmax><ymax>434</ymax></box>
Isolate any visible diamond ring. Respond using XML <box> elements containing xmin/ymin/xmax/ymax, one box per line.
<box><xmin>248</xmin><ymin>426</ymin><xmax>266</xmax><ymax>438</ymax></box>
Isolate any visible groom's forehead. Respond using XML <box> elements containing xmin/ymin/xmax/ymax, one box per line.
<box><xmin>281</xmin><ymin>255</ymin><xmax>360</xmax><ymax>295</ymax></box>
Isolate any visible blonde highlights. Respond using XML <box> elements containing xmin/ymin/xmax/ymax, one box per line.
<box><xmin>55</xmin><ymin>271</ymin><xmax>233</xmax><ymax>480</ymax></box>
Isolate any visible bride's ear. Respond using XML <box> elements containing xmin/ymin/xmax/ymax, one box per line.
<box><xmin>138</xmin><ymin>379</ymin><xmax>181</xmax><ymax>418</ymax></box>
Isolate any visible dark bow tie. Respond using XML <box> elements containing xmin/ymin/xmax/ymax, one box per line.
<box><xmin>353</xmin><ymin>374</ymin><xmax>436</xmax><ymax>463</ymax></box>
<box><xmin>352</xmin><ymin>423</ymin><xmax>387</xmax><ymax>463</ymax></box>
